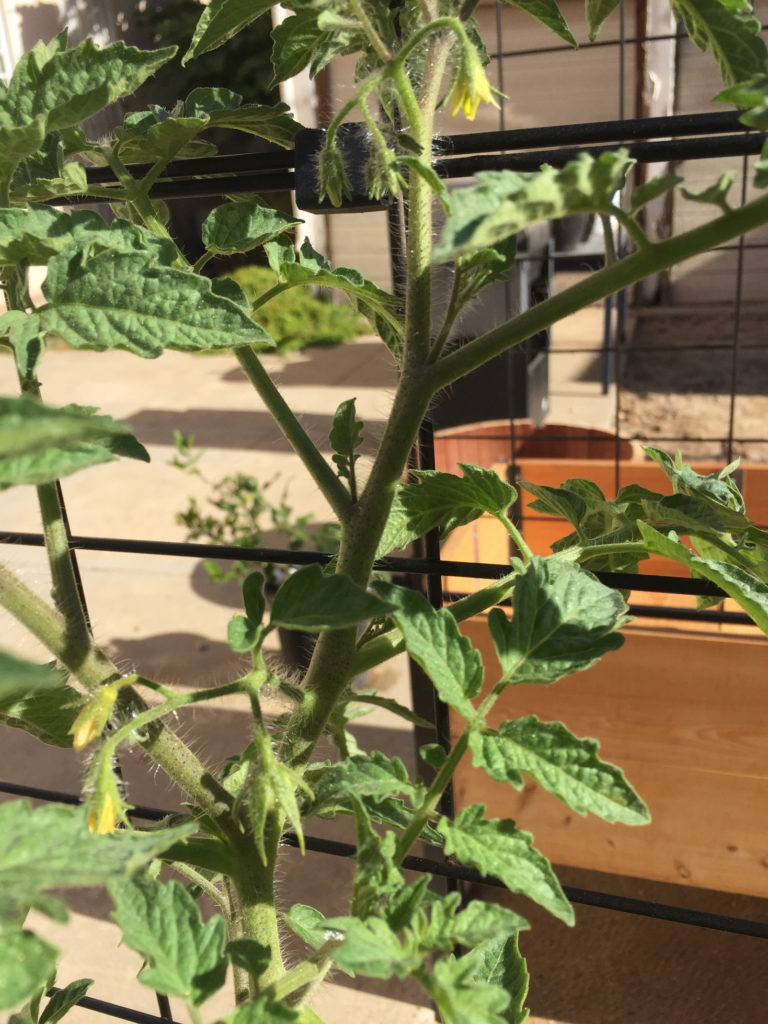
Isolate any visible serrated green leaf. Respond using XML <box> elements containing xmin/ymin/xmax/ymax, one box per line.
<box><xmin>629</xmin><ymin>173</ymin><xmax>684</xmax><ymax>214</ymax></box>
<box><xmin>375</xmin><ymin>486</ymin><xmax>413</xmax><ymax>558</ymax></box>
<box><xmin>269</xmin><ymin>563</ymin><xmax>394</xmax><ymax>631</ymax></box>
<box><xmin>434</xmin><ymin>151</ymin><xmax>633</xmax><ymax>262</ymax></box>
<box><xmin>438</xmin><ymin>805</ymin><xmax>573</xmax><ymax>923</ymax></box>
<box><xmin>0</xmin><ymin>676</ymin><xmax>80</xmax><ymax>748</ymax></box>
<box><xmin>717</xmin><ymin>72</ymin><xmax>768</xmax><ymax>130</ymax></box>
<box><xmin>373</xmin><ymin>583</ymin><xmax>483</xmax><ymax>719</ymax></box>
<box><xmin>397</xmin><ymin>463</ymin><xmax>517</xmax><ymax>541</ymax></box>
<box><xmin>35</xmin><ymin>41</ymin><xmax>176</xmax><ymax>132</ymax></box>
<box><xmin>502</xmin><ymin>0</ymin><xmax>577</xmax><ymax>46</ymax></box>
<box><xmin>681</xmin><ymin>171</ymin><xmax>738</xmax><ymax>212</ymax></box>
<box><xmin>39</xmin><ymin>978</ymin><xmax>93</xmax><ymax>1024</ymax></box>
<box><xmin>424</xmin><ymin>953</ymin><xmax>512</xmax><ymax>1024</ymax></box>
<box><xmin>451</xmin><ymin>900</ymin><xmax>529</xmax><ymax>946</ymax></box>
<box><xmin>227</xmin><ymin>615</ymin><xmax>259</xmax><ymax>652</ymax></box>
<box><xmin>183</xmin><ymin>0</ymin><xmax>274</xmax><ymax>64</ymax></box>
<box><xmin>643</xmin><ymin>446</ymin><xmax>745</xmax><ymax>511</ymax></box>
<box><xmin>488</xmin><ymin>556</ymin><xmax>628</xmax><ymax>685</ymax></box>
<box><xmin>280</xmin><ymin>240</ymin><xmax>401</xmax><ymax>338</ymax></box>
<box><xmin>350</xmin><ymin>798</ymin><xmax>404</xmax><ymax>915</ymax></box>
<box><xmin>305</xmin><ymin>752</ymin><xmax>417</xmax><ymax>816</ymax></box>
<box><xmin>11</xmin><ymin>162</ymin><xmax>88</xmax><ymax>204</ymax></box>
<box><xmin>520</xmin><ymin>481</ymin><xmax>587</xmax><ymax>525</ymax></box>
<box><xmin>0</xmin><ymin>397</ymin><xmax>149</xmax><ymax>489</ymax></box>
<box><xmin>460</xmin><ymin>934</ymin><xmax>530</xmax><ymax>1024</ymax></box>
<box><xmin>0</xmin><ymin>927</ymin><xmax>58</xmax><ymax>1012</ymax></box>
<box><xmin>109</xmin><ymin>878</ymin><xmax>227</xmax><ymax>1006</ymax></box>
<box><xmin>116</xmin><ymin>115</ymin><xmax>214</xmax><ymax>165</ymax></box>
<box><xmin>202</xmin><ymin>202</ymin><xmax>302</xmax><ymax>256</ymax></box>
<box><xmin>469</xmin><ymin>717</ymin><xmax>649</xmax><ymax>824</ymax></box>
<box><xmin>206</xmin><ymin>102</ymin><xmax>300</xmax><ymax>149</ymax></box>
<box><xmin>39</xmin><ymin>250</ymin><xmax>274</xmax><ymax>356</ymax></box>
<box><xmin>283</xmin><ymin>904</ymin><xmax>344</xmax><ymax>950</ymax></box>
<box><xmin>670</xmin><ymin>0</ymin><xmax>767</xmax><ymax>86</ymax></box>
<box><xmin>330</xmin><ymin>917</ymin><xmax>421</xmax><ymax>979</ymax></box>
<box><xmin>271</xmin><ymin>10</ymin><xmax>334</xmax><ymax>84</ymax></box>
<box><xmin>0</xmin><ymin>802</ymin><xmax>195</xmax><ymax>920</ymax></box>
<box><xmin>0</xmin><ymin>651</ymin><xmax>68</xmax><ymax>702</ymax></box>
<box><xmin>0</xmin><ymin>116</ymin><xmax>47</xmax><ymax>181</ymax></box>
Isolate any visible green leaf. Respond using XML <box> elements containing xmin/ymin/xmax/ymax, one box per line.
<box><xmin>637</xmin><ymin>523</ymin><xmax>768</xmax><ymax>633</ymax></box>
<box><xmin>643</xmin><ymin>446</ymin><xmax>745</xmax><ymax>511</ymax></box>
<box><xmin>424</xmin><ymin>953</ymin><xmax>512</xmax><ymax>1024</ymax></box>
<box><xmin>373</xmin><ymin>583</ymin><xmax>483</xmax><ymax>719</ymax></box>
<box><xmin>283</xmin><ymin>904</ymin><xmax>345</xmax><ymax>950</ymax></box>
<box><xmin>520</xmin><ymin>480</ymin><xmax>587</xmax><ymax>525</ymax></box>
<box><xmin>242</xmin><ymin>572</ymin><xmax>266</xmax><ymax>625</ymax></box>
<box><xmin>269</xmin><ymin>563</ymin><xmax>394</xmax><ymax>632</ymax></box>
<box><xmin>585</xmin><ymin>0</ymin><xmax>622</xmax><ymax>41</ymax></box>
<box><xmin>0</xmin><ymin>651</ymin><xmax>68</xmax><ymax>702</ymax></box>
<box><xmin>0</xmin><ymin>677</ymin><xmax>80</xmax><ymax>748</ymax></box>
<box><xmin>488</xmin><ymin>556</ymin><xmax>628</xmax><ymax>685</ymax></box>
<box><xmin>717</xmin><ymin>72</ymin><xmax>768</xmax><ymax>130</ymax></box>
<box><xmin>201</xmin><ymin>202</ymin><xmax>302</xmax><ymax>256</ymax></box>
<box><xmin>227</xmin><ymin>614</ymin><xmax>259</xmax><ymax>652</ymax></box>
<box><xmin>35</xmin><ymin>41</ymin><xmax>176</xmax><ymax>132</ymax></box>
<box><xmin>348</xmin><ymin>690</ymin><xmax>432</xmax><ymax>728</ymax></box>
<box><xmin>0</xmin><ymin>117</ymin><xmax>47</xmax><ymax>181</ymax></box>
<box><xmin>329</xmin><ymin>398</ymin><xmax>363</xmax><ymax>487</ymax></box>
<box><xmin>39</xmin><ymin>978</ymin><xmax>94</xmax><ymax>1024</ymax></box>
<box><xmin>680</xmin><ymin>171</ymin><xmax>738</xmax><ymax>213</ymax></box>
<box><xmin>183</xmin><ymin>0</ymin><xmax>273</xmax><ymax>64</ymax></box>
<box><xmin>0</xmin><ymin>927</ymin><xmax>58</xmax><ymax>1012</ymax></box>
<box><xmin>350</xmin><ymin>798</ymin><xmax>404</xmax><ymax>913</ymax></box>
<box><xmin>502</xmin><ymin>0</ymin><xmax>577</xmax><ymax>47</ymax></box>
<box><xmin>331</xmin><ymin>917</ymin><xmax>421</xmax><ymax>979</ymax></box>
<box><xmin>109</xmin><ymin>878</ymin><xmax>227</xmax><ymax>1006</ymax></box>
<box><xmin>115</xmin><ymin>115</ymin><xmax>215</xmax><ymax>165</ymax></box>
<box><xmin>305</xmin><ymin>752</ymin><xmax>418</xmax><ymax>816</ymax></box>
<box><xmin>280</xmin><ymin>241</ymin><xmax>401</xmax><ymax>340</ymax></box>
<box><xmin>0</xmin><ymin>397</ymin><xmax>149</xmax><ymax>489</ymax></box>
<box><xmin>0</xmin><ymin>802</ymin><xmax>195</xmax><ymax>920</ymax></box>
<box><xmin>450</xmin><ymin>900</ymin><xmax>529</xmax><ymax>947</ymax></box>
<box><xmin>204</xmin><ymin>102</ymin><xmax>299</xmax><ymax>149</ymax></box>
<box><xmin>39</xmin><ymin>250</ymin><xmax>274</xmax><ymax>356</ymax></box>
<box><xmin>218</xmin><ymin>999</ymin><xmax>299</xmax><ymax>1023</ymax></box>
<box><xmin>2</xmin><ymin>311</ymin><xmax>44</xmax><ymax>385</ymax></box>
<box><xmin>434</xmin><ymin>152</ymin><xmax>633</xmax><ymax>262</ymax></box>
<box><xmin>270</xmin><ymin>10</ymin><xmax>323</xmax><ymax>83</ymax></box>
<box><xmin>437</xmin><ymin>805</ymin><xmax>574</xmax><ymax>924</ymax></box>
<box><xmin>629</xmin><ymin>173</ymin><xmax>684</xmax><ymax>214</ymax></box>
<box><xmin>469</xmin><ymin>716</ymin><xmax>649</xmax><ymax>824</ymax></box>
<box><xmin>398</xmin><ymin>463</ymin><xmax>517</xmax><ymax>540</ymax></box>
<box><xmin>460</xmin><ymin>934</ymin><xmax>530</xmax><ymax>1024</ymax></box>
<box><xmin>670</xmin><ymin>0</ymin><xmax>767</xmax><ymax>86</ymax></box>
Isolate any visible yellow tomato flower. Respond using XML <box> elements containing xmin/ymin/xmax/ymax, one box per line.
<box><xmin>70</xmin><ymin>683</ymin><xmax>119</xmax><ymax>751</ymax></box>
<box><xmin>448</xmin><ymin>58</ymin><xmax>499</xmax><ymax>121</ymax></box>
<box><xmin>88</xmin><ymin>791</ymin><xmax>118</xmax><ymax>834</ymax></box>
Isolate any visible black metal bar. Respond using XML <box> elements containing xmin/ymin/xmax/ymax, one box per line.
<box><xmin>0</xmin><ymin>529</ymin><xmax>729</xmax><ymax>595</ymax></box>
<box><xmin>6</xmin><ymin>785</ymin><xmax>766</xmax><ymax>943</ymax></box>
<box><xmin>45</xmin><ymin>990</ymin><xmax>180</xmax><ymax>1024</ymax></box>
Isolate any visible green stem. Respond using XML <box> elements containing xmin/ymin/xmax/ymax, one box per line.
<box><xmin>170</xmin><ymin>862</ymin><xmax>230</xmax><ymax>915</ymax></box>
<box><xmin>394</xmin><ymin>731</ymin><xmax>470</xmax><ymax>863</ymax></box>
<box><xmin>35</xmin><ymin>481</ymin><xmax>93</xmax><ymax>665</ymax></box>
<box><xmin>349</xmin><ymin>0</ymin><xmax>391</xmax><ymax>62</ymax></box>
<box><xmin>265</xmin><ymin>952</ymin><xmax>334</xmax><ymax>1004</ymax></box>
<box><xmin>102</xmin><ymin>147</ymin><xmax>179</xmax><ymax>251</ymax></box>
<box><xmin>600</xmin><ymin>213</ymin><xmax>617</xmax><ymax>264</ymax></box>
<box><xmin>432</xmin><ymin>191</ymin><xmax>768</xmax><ymax>390</ymax></box>
<box><xmin>612</xmin><ymin>205</ymin><xmax>651</xmax><ymax>250</ymax></box>
<box><xmin>234</xmin><ymin>345</ymin><xmax>352</xmax><ymax>523</ymax></box>
<box><xmin>497</xmin><ymin>511</ymin><xmax>533</xmax><ymax>563</ymax></box>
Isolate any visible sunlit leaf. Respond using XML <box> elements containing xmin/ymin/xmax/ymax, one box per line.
<box><xmin>269</xmin><ymin>563</ymin><xmax>394</xmax><ymax>632</ymax></box>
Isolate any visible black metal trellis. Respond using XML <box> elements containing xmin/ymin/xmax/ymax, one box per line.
<box><xmin>3</xmin><ymin>7</ymin><xmax>768</xmax><ymax>1021</ymax></box>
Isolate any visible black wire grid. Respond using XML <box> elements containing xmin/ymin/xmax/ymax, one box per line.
<box><xmin>3</xmin><ymin>7</ymin><xmax>768</xmax><ymax>1021</ymax></box>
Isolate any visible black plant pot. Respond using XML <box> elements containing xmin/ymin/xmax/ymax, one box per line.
<box><xmin>552</xmin><ymin>213</ymin><xmax>595</xmax><ymax>251</ymax></box>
